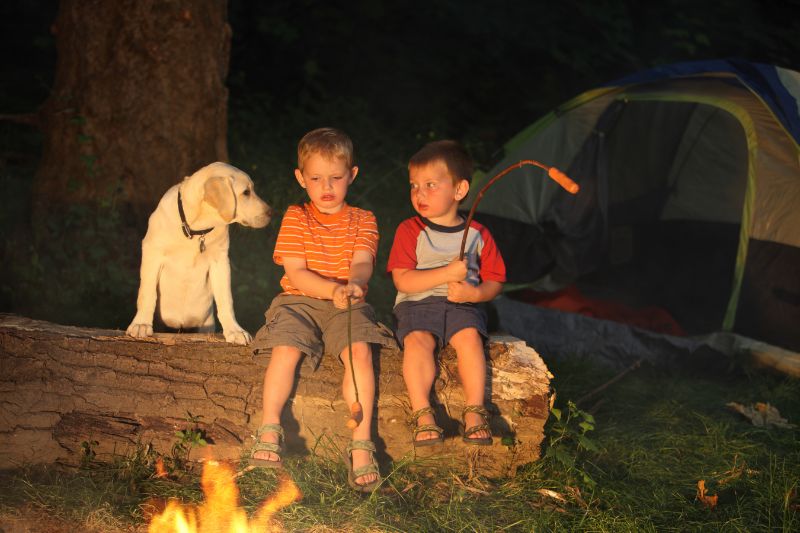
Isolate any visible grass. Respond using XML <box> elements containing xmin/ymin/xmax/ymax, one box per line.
<box><xmin>1</xmin><ymin>360</ymin><xmax>797</xmax><ymax>532</ymax></box>
<box><xmin>1</xmin><ymin>80</ymin><xmax>798</xmax><ymax>533</ymax></box>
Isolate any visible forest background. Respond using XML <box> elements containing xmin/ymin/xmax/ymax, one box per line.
<box><xmin>1</xmin><ymin>0</ymin><xmax>798</xmax><ymax>333</ymax></box>
<box><xmin>1</xmin><ymin>3</ymin><xmax>800</xmax><ymax>531</ymax></box>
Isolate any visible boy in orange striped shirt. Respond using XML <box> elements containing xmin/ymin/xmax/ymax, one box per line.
<box><xmin>251</xmin><ymin>127</ymin><xmax>395</xmax><ymax>492</ymax></box>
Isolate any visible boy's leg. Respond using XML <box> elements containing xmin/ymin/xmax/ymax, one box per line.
<box><xmin>340</xmin><ymin>341</ymin><xmax>377</xmax><ymax>486</ymax></box>
<box><xmin>402</xmin><ymin>330</ymin><xmax>439</xmax><ymax>442</ymax></box>
<box><xmin>448</xmin><ymin>327</ymin><xmax>491</xmax><ymax>441</ymax></box>
<box><xmin>255</xmin><ymin>345</ymin><xmax>303</xmax><ymax>462</ymax></box>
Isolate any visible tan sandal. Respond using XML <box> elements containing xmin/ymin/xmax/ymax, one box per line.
<box><xmin>410</xmin><ymin>406</ymin><xmax>444</xmax><ymax>447</ymax></box>
<box><xmin>345</xmin><ymin>439</ymin><xmax>381</xmax><ymax>493</ymax></box>
<box><xmin>248</xmin><ymin>423</ymin><xmax>284</xmax><ymax>468</ymax></box>
<box><xmin>461</xmin><ymin>405</ymin><xmax>492</xmax><ymax>446</ymax></box>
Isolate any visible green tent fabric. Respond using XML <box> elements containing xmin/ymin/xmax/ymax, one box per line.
<box><xmin>470</xmin><ymin>61</ymin><xmax>800</xmax><ymax>353</ymax></box>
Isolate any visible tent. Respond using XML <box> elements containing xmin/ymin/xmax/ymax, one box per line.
<box><xmin>469</xmin><ymin>60</ymin><xmax>800</xmax><ymax>364</ymax></box>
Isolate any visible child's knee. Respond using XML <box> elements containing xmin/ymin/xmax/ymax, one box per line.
<box><xmin>342</xmin><ymin>342</ymin><xmax>371</xmax><ymax>364</ymax></box>
<box><xmin>269</xmin><ymin>345</ymin><xmax>303</xmax><ymax>365</ymax></box>
<box><xmin>449</xmin><ymin>327</ymin><xmax>482</xmax><ymax>348</ymax></box>
<box><xmin>404</xmin><ymin>330</ymin><xmax>436</xmax><ymax>353</ymax></box>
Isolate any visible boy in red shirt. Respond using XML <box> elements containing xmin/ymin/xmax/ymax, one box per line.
<box><xmin>251</xmin><ymin>128</ymin><xmax>395</xmax><ymax>492</ymax></box>
<box><xmin>387</xmin><ymin>140</ymin><xmax>506</xmax><ymax>447</ymax></box>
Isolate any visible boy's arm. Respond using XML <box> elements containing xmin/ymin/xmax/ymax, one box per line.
<box><xmin>446</xmin><ymin>279</ymin><xmax>503</xmax><ymax>303</ymax></box>
<box><xmin>283</xmin><ymin>256</ymin><xmax>342</xmax><ymax>300</ymax></box>
<box><xmin>391</xmin><ymin>258</ymin><xmax>468</xmax><ymax>294</ymax></box>
<box><xmin>284</xmin><ymin>251</ymin><xmax>375</xmax><ymax>308</ymax></box>
<box><xmin>445</xmin><ymin>224</ymin><xmax>505</xmax><ymax>303</ymax></box>
<box><xmin>332</xmin><ymin>250</ymin><xmax>374</xmax><ymax>309</ymax></box>
<box><xmin>348</xmin><ymin>250</ymin><xmax>374</xmax><ymax>291</ymax></box>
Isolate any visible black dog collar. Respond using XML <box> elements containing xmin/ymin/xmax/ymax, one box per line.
<box><xmin>178</xmin><ymin>189</ymin><xmax>213</xmax><ymax>253</ymax></box>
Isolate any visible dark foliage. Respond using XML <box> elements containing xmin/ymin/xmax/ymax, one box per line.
<box><xmin>1</xmin><ymin>0</ymin><xmax>799</xmax><ymax>329</ymax></box>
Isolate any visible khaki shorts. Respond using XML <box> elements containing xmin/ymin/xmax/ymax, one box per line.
<box><xmin>252</xmin><ymin>294</ymin><xmax>397</xmax><ymax>370</ymax></box>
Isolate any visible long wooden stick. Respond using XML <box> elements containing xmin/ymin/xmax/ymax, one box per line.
<box><xmin>346</xmin><ymin>297</ymin><xmax>363</xmax><ymax>429</ymax></box>
<box><xmin>458</xmin><ymin>160</ymin><xmax>579</xmax><ymax>260</ymax></box>
<box><xmin>577</xmin><ymin>358</ymin><xmax>643</xmax><ymax>407</ymax></box>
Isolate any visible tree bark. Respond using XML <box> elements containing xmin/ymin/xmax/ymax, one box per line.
<box><xmin>0</xmin><ymin>314</ymin><xmax>552</xmax><ymax>477</ymax></box>
<box><xmin>33</xmin><ymin>0</ymin><xmax>230</xmax><ymax>221</ymax></box>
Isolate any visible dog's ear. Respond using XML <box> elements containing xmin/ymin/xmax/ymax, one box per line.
<box><xmin>203</xmin><ymin>176</ymin><xmax>236</xmax><ymax>222</ymax></box>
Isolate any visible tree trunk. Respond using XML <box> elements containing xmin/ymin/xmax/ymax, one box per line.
<box><xmin>33</xmin><ymin>0</ymin><xmax>230</xmax><ymax>221</ymax></box>
<box><xmin>0</xmin><ymin>314</ymin><xmax>552</xmax><ymax>478</ymax></box>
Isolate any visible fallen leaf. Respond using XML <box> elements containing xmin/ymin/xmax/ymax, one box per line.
<box><xmin>536</xmin><ymin>488</ymin><xmax>568</xmax><ymax>503</ymax></box>
<box><xmin>154</xmin><ymin>456</ymin><xmax>169</xmax><ymax>478</ymax></box>
<box><xmin>726</xmin><ymin>401</ymin><xmax>796</xmax><ymax>428</ymax></box>
<box><xmin>696</xmin><ymin>480</ymin><xmax>718</xmax><ymax>510</ymax></box>
<box><xmin>400</xmin><ymin>482</ymin><xmax>419</xmax><ymax>494</ymax></box>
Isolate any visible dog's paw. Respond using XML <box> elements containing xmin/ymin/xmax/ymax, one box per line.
<box><xmin>126</xmin><ymin>323</ymin><xmax>154</xmax><ymax>338</ymax></box>
<box><xmin>224</xmin><ymin>328</ymin><xmax>252</xmax><ymax>345</ymax></box>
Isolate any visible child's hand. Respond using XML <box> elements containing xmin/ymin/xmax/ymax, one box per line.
<box><xmin>443</xmin><ymin>258</ymin><xmax>468</xmax><ymax>282</ymax></box>
<box><xmin>447</xmin><ymin>281</ymin><xmax>478</xmax><ymax>303</ymax></box>
<box><xmin>332</xmin><ymin>282</ymin><xmax>365</xmax><ymax>309</ymax></box>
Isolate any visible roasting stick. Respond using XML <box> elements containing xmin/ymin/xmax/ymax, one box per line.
<box><xmin>458</xmin><ymin>160</ymin><xmax>580</xmax><ymax>260</ymax></box>
<box><xmin>345</xmin><ymin>296</ymin><xmax>363</xmax><ymax>430</ymax></box>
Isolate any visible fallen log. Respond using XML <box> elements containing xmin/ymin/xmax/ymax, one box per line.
<box><xmin>0</xmin><ymin>314</ymin><xmax>552</xmax><ymax>477</ymax></box>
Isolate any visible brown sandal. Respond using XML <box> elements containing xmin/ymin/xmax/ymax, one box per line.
<box><xmin>410</xmin><ymin>406</ymin><xmax>444</xmax><ymax>447</ymax></box>
<box><xmin>345</xmin><ymin>439</ymin><xmax>381</xmax><ymax>493</ymax></box>
<box><xmin>248</xmin><ymin>423</ymin><xmax>284</xmax><ymax>468</ymax></box>
<box><xmin>461</xmin><ymin>405</ymin><xmax>492</xmax><ymax>446</ymax></box>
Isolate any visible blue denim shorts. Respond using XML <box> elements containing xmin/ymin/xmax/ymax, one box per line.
<box><xmin>393</xmin><ymin>296</ymin><xmax>487</xmax><ymax>349</ymax></box>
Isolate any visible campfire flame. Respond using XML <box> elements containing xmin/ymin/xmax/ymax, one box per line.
<box><xmin>148</xmin><ymin>460</ymin><xmax>301</xmax><ymax>533</ymax></box>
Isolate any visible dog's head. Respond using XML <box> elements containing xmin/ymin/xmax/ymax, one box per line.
<box><xmin>193</xmin><ymin>162</ymin><xmax>271</xmax><ymax>228</ymax></box>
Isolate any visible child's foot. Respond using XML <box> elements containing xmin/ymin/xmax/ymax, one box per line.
<box><xmin>413</xmin><ymin>412</ymin><xmax>442</xmax><ymax>443</ymax></box>
<box><xmin>351</xmin><ymin>448</ymin><xmax>378</xmax><ymax>486</ymax></box>
<box><xmin>345</xmin><ymin>440</ymin><xmax>381</xmax><ymax>492</ymax></box>
<box><xmin>461</xmin><ymin>405</ymin><xmax>493</xmax><ymax>446</ymax></box>
<box><xmin>249</xmin><ymin>423</ymin><xmax>283</xmax><ymax>468</ymax></box>
<box><xmin>463</xmin><ymin>411</ymin><xmax>491</xmax><ymax>441</ymax></box>
<box><xmin>410</xmin><ymin>406</ymin><xmax>444</xmax><ymax>446</ymax></box>
<box><xmin>252</xmin><ymin>433</ymin><xmax>281</xmax><ymax>463</ymax></box>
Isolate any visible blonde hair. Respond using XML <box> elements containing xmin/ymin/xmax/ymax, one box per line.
<box><xmin>297</xmin><ymin>127</ymin><xmax>354</xmax><ymax>170</ymax></box>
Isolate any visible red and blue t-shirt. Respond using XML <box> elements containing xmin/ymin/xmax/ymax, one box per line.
<box><xmin>387</xmin><ymin>216</ymin><xmax>506</xmax><ymax>306</ymax></box>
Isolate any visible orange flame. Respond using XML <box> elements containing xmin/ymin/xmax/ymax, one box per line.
<box><xmin>148</xmin><ymin>460</ymin><xmax>301</xmax><ymax>533</ymax></box>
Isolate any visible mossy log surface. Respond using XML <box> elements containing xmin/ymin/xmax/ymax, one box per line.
<box><xmin>0</xmin><ymin>314</ymin><xmax>552</xmax><ymax>477</ymax></box>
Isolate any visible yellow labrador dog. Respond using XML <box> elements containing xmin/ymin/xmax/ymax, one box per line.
<box><xmin>126</xmin><ymin>162</ymin><xmax>271</xmax><ymax>345</ymax></box>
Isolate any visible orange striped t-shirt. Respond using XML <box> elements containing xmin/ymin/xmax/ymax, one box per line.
<box><xmin>273</xmin><ymin>202</ymin><xmax>379</xmax><ymax>296</ymax></box>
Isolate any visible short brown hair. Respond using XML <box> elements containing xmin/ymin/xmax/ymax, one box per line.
<box><xmin>297</xmin><ymin>127</ymin><xmax>354</xmax><ymax>170</ymax></box>
<box><xmin>408</xmin><ymin>140</ymin><xmax>473</xmax><ymax>184</ymax></box>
